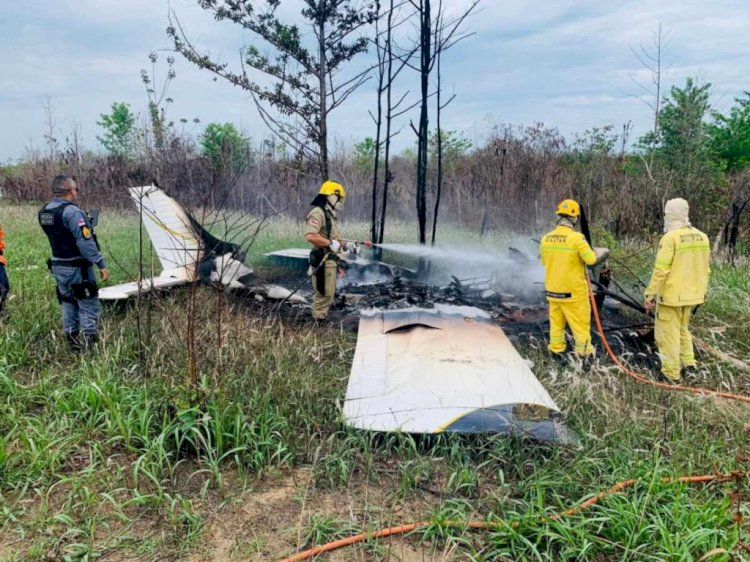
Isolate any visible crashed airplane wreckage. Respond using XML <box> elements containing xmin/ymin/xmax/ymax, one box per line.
<box><xmin>99</xmin><ymin>185</ymin><xmax>305</xmax><ymax>303</ymax></box>
<box><xmin>101</xmin><ymin>185</ymin><xmax>575</xmax><ymax>443</ymax></box>
<box><xmin>344</xmin><ymin>305</ymin><xmax>576</xmax><ymax>444</ymax></box>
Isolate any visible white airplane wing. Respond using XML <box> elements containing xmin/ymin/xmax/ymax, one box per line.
<box><xmin>99</xmin><ymin>277</ymin><xmax>190</xmax><ymax>300</ymax></box>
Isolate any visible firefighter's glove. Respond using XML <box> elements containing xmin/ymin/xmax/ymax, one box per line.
<box><xmin>329</xmin><ymin>240</ymin><xmax>341</xmax><ymax>253</ymax></box>
<box><xmin>593</xmin><ymin>247</ymin><xmax>610</xmax><ymax>265</ymax></box>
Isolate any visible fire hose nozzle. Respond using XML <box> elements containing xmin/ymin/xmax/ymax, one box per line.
<box><xmin>342</xmin><ymin>239</ymin><xmax>374</xmax><ymax>247</ymax></box>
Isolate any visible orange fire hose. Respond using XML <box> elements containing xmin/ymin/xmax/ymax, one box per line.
<box><xmin>280</xmin><ymin>271</ymin><xmax>750</xmax><ymax>561</ymax></box>
<box><xmin>279</xmin><ymin>472</ymin><xmax>745</xmax><ymax>561</ymax></box>
<box><xmin>585</xmin><ymin>276</ymin><xmax>750</xmax><ymax>404</ymax></box>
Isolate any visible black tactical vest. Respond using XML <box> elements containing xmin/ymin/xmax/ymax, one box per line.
<box><xmin>38</xmin><ymin>201</ymin><xmax>82</xmax><ymax>259</ymax></box>
<box><xmin>316</xmin><ymin>204</ymin><xmax>333</xmax><ymax>239</ymax></box>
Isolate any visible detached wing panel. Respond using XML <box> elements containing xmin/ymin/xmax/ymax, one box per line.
<box><xmin>343</xmin><ymin>305</ymin><xmax>575</xmax><ymax>443</ymax></box>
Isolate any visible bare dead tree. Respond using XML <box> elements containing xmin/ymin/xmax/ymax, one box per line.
<box><xmin>370</xmin><ymin>6</ymin><xmax>386</xmax><ymax>245</ymax></box>
<box><xmin>430</xmin><ymin>0</ymin><xmax>478</xmax><ymax>244</ymax></box>
<box><xmin>42</xmin><ymin>97</ymin><xmax>59</xmax><ymax>163</ymax></box>
<box><xmin>141</xmin><ymin>52</ymin><xmax>177</xmax><ymax>151</ymax></box>
<box><xmin>479</xmin><ymin>138</ymin><xmax>506</xmax><ymax>237</ymax></box>
<box><xmin>430</xmin><ymin>10</ymin><xmax>445</xmax><ymax>246</ymax></box>
<box><xmin>407</xmin><ymin>0</ymin><xmax>479</xmax><ymax>244</ymax></box>
<box><xmin>168</xmin><ymin>0</ymin><xmax>379</xmax><ymax>180</ymax></box>
<box><xmin>630</xmin><ymin>23</ymin><xmax>675</xmax><ymax>225</ymax></box>
<box><xmin>368</xmin><ymin>0</ymin><xmax>418</xmax><ymax>251</ymax></box>
<box><xmin>631</xmin><ymin>23</ymin><xmax>669</xmax><ymax>160</ymax></box>
<box><xmin>413</xmin><ymin>0</ymin><xmax>430</xmax><ymax>244</ymax></box>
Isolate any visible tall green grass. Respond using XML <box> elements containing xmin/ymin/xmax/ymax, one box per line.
<box><xmin>1</xmin><ymin>201</ymin><xmax>748</xmax><ymax>560</ymax></box>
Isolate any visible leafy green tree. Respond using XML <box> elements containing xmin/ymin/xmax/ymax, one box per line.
<box><xmin>428</xmin><ymin>130</ymin><xmax>472</xmax><ymax>167</ymax></box>
<box><xmin>97</xmin><ymin>102</ymin><xmax>136</xmax><ymax>158</ymax></box>
<box><xmin>354</xmin><ymin>137</ymin><xmax>377</xmax><ymax>174</ymax></box>
<box><xmin>570</xmin><ymin>125</ymin><xmax>619</xmax><ymax>221</ymax></box>
<box><xmin>169</xmin><ymin>0</ymin><xmax>379</xmax><ymax>179</ymax></box>
<box><xmin>200</xmin><ymin>123</ymin><xmax>251</xmax><ymax>174</ymax></box>
<box><xmin>639</xmin><ymin>78</ymin><xmax>722</xmax><ymax>225</ymax></box>
<box><xmin>709</xmin><ymin>92</ymin><xmax>750</xmax><ymax>172</ymax></box>
<box><xmin>708</xmin><ymin>93</ymin><xmax>750</xmax><ymax>260</ymax></box>
<box><xmin>657</xmin><ymin>78</ymin><xmax>712</xmax><ymax>175</ymax></box>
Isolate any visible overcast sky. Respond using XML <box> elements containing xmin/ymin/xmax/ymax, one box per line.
<box><xmin>1</xmin><ymin>0</ymin><xmax>748</xmax><ymax>162</ymax></box>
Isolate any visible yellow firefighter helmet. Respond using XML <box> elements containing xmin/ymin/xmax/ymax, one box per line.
<box><xmin>556</xmin><ymin>199</ymin><xmax>581</xmax><ymax>218</ymax></box>
<box><xmin>319</xmin><ymin>180</ymin><xmax>347</xmax><ymax>202</ymax></box>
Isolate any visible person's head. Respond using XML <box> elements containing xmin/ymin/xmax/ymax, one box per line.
<box><xmin>663</xmin><ymin>198</ymin><xmax>690</xmax><ymax>233</ymax></box>
<box><xmin>555</xmin><ymin>199</ymin><xmax>580</xmax><ymax>226</ymax></box>
<box><xmin>318</xmin><ymin>180</ymin><xmax>347</xmax><ymax>210</ymax></box>
<box><xmin>51</xmin><ymin>175</ymin><xmax>78</xmax><ymax>202</ymax></box>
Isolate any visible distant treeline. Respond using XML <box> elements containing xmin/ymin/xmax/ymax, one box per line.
<box><xmin>2</xmin><ymin>80</ymin><xmax>748</xmax><ymax>255</ymax></box>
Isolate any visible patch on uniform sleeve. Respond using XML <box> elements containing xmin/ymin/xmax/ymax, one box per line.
<box><xmin>77</xmin><ymin>218</ymin><xmax>86</xmax><ymax>227</ymax></box>
<box><xmin>81</xmin><ymin>225</ymin><xmax>92</xmax><ymax>239</ymax></box>
<box><xmin>307</xmin><ymin>217</ymin><xmax>321</xmax><ymax>228</ymax></box>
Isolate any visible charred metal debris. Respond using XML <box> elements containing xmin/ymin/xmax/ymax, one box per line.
<box><xmin>336</xmin><ymin>275</ymin><xmax>545</xmax><ymax>319</ymax></box>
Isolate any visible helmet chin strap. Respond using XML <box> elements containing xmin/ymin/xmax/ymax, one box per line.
<box><xmin>557</xmin><ymin>215</ymin><xmax>578</xmax><ymax>227</ymax></box>
<box><xmin>327</xmin><ymin>194</ymin><xmax>341</xmax><ymax>209</ymax></box>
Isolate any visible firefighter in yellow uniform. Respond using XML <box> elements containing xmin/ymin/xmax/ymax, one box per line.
<box><xmin>540</xmin><ymin>199</ymin><xmax>607</xmax><ymax>359</ymax></box>
<box><xmin>305</xmin><ymin>181</ymin><xmax>346</xmax><ymax>320</ymax></box>
<box><xmin>644</xmin><ymin>198</ymin><xmax>710</xmax><ymax>382</ymax></box>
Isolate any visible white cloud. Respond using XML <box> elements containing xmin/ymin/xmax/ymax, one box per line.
<box><xmin>1</xmin><ymin>0</ymin><xmax>749</xmax><ymax>161</ymax></box>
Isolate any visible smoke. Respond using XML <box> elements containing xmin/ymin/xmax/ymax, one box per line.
<box><xmin>337</xmin><ymin>265</ymin><xmax>392</xmax><ymax>288</ymax></box>
<box><xmin>375</xmin><ymin>241</ymin><xmax>545</xmax><ymax>302</ymax></box>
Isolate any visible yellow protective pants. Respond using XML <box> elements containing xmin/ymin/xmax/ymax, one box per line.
<box><xmin>311</xmin><ymin>260</ymin><xmax>337</xmax><ymax>320</ymax></box>
<box><xmin>654</xmin><ymin>304</ymin><xmax>695</xmax><ymax>380</ymax></box>
<box><xmin>548</xmin><ymin>299</ymin><xmax>593</xmax><ymax>356</ymax></box>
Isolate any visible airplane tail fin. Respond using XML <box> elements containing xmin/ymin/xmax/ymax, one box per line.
<box><xmin>129</xmin><ymin>185</ymin><xmax>202</xmax><ymax>280</ymax></box>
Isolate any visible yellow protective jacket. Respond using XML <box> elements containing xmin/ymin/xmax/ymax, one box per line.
<box><xmin>540</xmin><ymin>224</ymin><xmax>597</xmax><ymax>302</ymax></box>
<box><xmin>644</xmin><ymin>226</ymin><xmax>710</xmax><ymax>306</ymax></box>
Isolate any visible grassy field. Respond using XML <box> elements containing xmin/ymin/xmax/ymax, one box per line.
<box><xmin>1</xmin><ymin>201</ymin><xmax>749</xmax><ymax>561</ymax></box>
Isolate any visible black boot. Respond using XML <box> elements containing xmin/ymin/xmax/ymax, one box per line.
<box><xmin>83</xmin><ymin>333</ymin><xmax>99</xmax><ymax>351</ymax></box>
<box><xmin>551</xmin><ymin>352</ymin><xmax>567</xmax><ymax>367</ymax></box>
<box><xmin>657</xmin><ymin>372</ymin><xmax>681</xmax><ymax>384</ymax></box>
<box><xmin>682</xmin><ymin>365</ymin><xmax>699</xmax><ymax>379</ymax></box>
<box><xmin>581</xmin><ymin>354</ymin><xmax>595</xmax><ymax>371</ymax></box>
<box><xmin>66</xmin><ymin>332</ymin><xmax>83</xmax><ymax>352</ymax></box>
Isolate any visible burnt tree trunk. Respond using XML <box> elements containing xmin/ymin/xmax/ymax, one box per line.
<box><xmin>430</xmin><ymin>41</ymin><xmax>443</xmax><ymax>246</ymax></box>
<box><xmin>317</xmin><ymin>4</ymin><xmax>329</xmax><ymax>180</ymax></box>
<box><xmin>415</xmin><ymin>0</ymin><xmax>430</xmax><ymax>245</ymax></box>
<box><xmin>377</xmin><ymin>0</ymin><xmax>396</xmax><ymax>260</ymax></box>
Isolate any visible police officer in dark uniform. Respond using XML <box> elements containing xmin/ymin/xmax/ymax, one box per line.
<box><xmin>0</xmin><ymin>223</ymin><xmax>8</xmax><ymax>314</ymax></box>
<box><xmin>39</xmin><ymin>176</ymin><xmax>109</xmax><ymax>350</ymax></box>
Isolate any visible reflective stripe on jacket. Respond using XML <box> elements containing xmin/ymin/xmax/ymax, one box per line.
<box><xmin>645</xmin><ymin>226</ymin><xmax>710</xmax><ymax>306</ymax></box>
<box><xmin>0</xmin><ymin>225</ymin><xmax>6</xmax><ymax>265</ymax></box>
<box><xmin>540</xmin><ymin>224</ymin><xmax>597</xmax><ymax>302</ymax></box>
